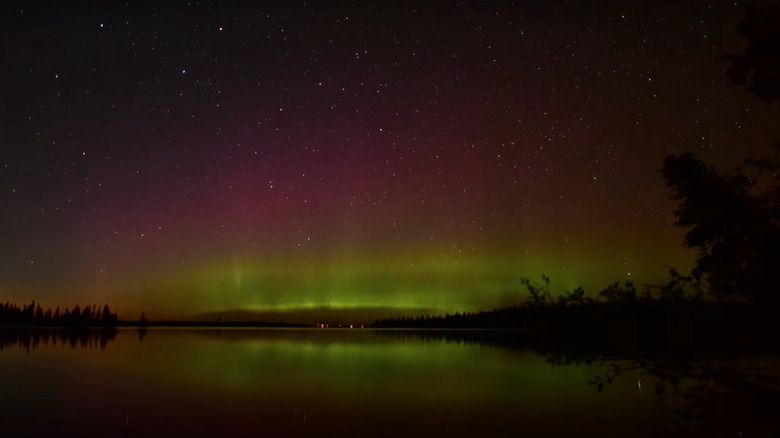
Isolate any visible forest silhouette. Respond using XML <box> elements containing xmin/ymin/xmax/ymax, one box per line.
<box><xmin>0</xmin><ymin>301</ymin><xmax>118</xmax><ymax>327</ymax></box>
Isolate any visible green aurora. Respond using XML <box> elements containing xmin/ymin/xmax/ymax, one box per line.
<box><xmin>79</xmin><ymin>241</ymin><xmax>692</xmax><ymax>320</ymax></box>
<box><xmin>7</xmin><ymin>1</ymin><xmax>771</xmax><ymax>321</ymax></box>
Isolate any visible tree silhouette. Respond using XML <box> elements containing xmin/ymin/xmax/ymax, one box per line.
<box><xmin>102</xmin><ymin>304</ymin><xmax>118</xmax><ymax>324</ymax></box>
<box><xmin>726</xmin><ymin>3</ymin><xmax>780</xmax><ymax>104</ymax></box>
<box><xmin>661</xmin><ymin>153</ymin><xmax>780</xmax><ymax>300</ymax></box>
<box><xmin>661</xmin><ymin>4</ymin><xmax>780</xmax><ymax>303</ymax></box>
<box><xmin>598</xmin><ymin>281</ymin><xmax>637</xmax><ymax>303</ymax></box>
<box><xmin>520</xmin><ymin>275</ymin><xmax>552</xmax><ymax>305</ymax></box>
<box><xmin>0</xmin><ymin>301</ymin><xmax>119</xmax><ymax>327</ymax></box>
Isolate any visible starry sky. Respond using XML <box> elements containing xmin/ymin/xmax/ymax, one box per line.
<box><xmin>2</xmin><ymin>1</ymin><xmax>779</xmax><ymax>320</ymax></box>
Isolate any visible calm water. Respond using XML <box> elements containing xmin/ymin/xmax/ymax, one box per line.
<box><xmin>0</xmin><ymin>328</ymin><xmax>776</xmax><ymax>437</ymax></box>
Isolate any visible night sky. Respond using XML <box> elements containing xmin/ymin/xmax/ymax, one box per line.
<box><xmin>2</xmin><ymin>1</ymin><xmax>779</xmax><ymax>319</ymax></box>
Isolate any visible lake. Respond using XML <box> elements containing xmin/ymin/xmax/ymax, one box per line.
<box><xmin>0</xmin><ymin>328</ymin><xmax>777</xmax><ymax>437</ymax></box>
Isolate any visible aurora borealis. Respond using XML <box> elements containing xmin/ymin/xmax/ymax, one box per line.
<box><xmin>2</xmin><ymin>1</ymin><xmax>779</xmax><ymax>320</ymax></box>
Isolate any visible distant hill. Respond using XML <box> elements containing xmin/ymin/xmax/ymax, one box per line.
<box><xmin>189</xmin><ymin>306</ymin><xmax>436</xmax><ymax>326</ymax></box>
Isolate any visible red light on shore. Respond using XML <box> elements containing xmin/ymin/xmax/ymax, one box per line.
<box><xmin>350</xmin><ymin>324</ymin><xmax>354</xmax><ymax>328</ymax></box>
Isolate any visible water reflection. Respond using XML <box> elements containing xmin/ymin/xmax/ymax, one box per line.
<box><xmin>0</xmin><ymin>328</ymin><xmax>777</xmax><ymax>437</ymax></box>
<box><xmin>386</xmin><ymin>329</ymin><xmax>780</xmax><ymax>438</ymax></box>
<box><xmin>0</xmin><ymin>328</ymin><xmax>117</xmax><ymax>351</ymax></box>
<box><xmin>587</xmin><ymin>354</ymin><xmax>780</xmax><ymax>437</ymax></box>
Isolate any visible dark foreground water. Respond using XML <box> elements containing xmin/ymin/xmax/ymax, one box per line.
<box><xmin>0</xmin><ymin>328</ymin><xmax>777</xmax><ymax>437</ymax></box>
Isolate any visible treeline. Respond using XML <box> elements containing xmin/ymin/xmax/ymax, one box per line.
<box><xmin>371</xmin><ymin>278</ymin><xmax>769</xmax><ymax>351</ymax></box>
<box><xmin>0</xmin><ymin>301</ymin><xmax>119</xmax><ymax>327</ymax></box>
<box><xmin>372</xmin><ymin>277</ymin><xmax>689</xmax><ymax>330</ymax></box>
